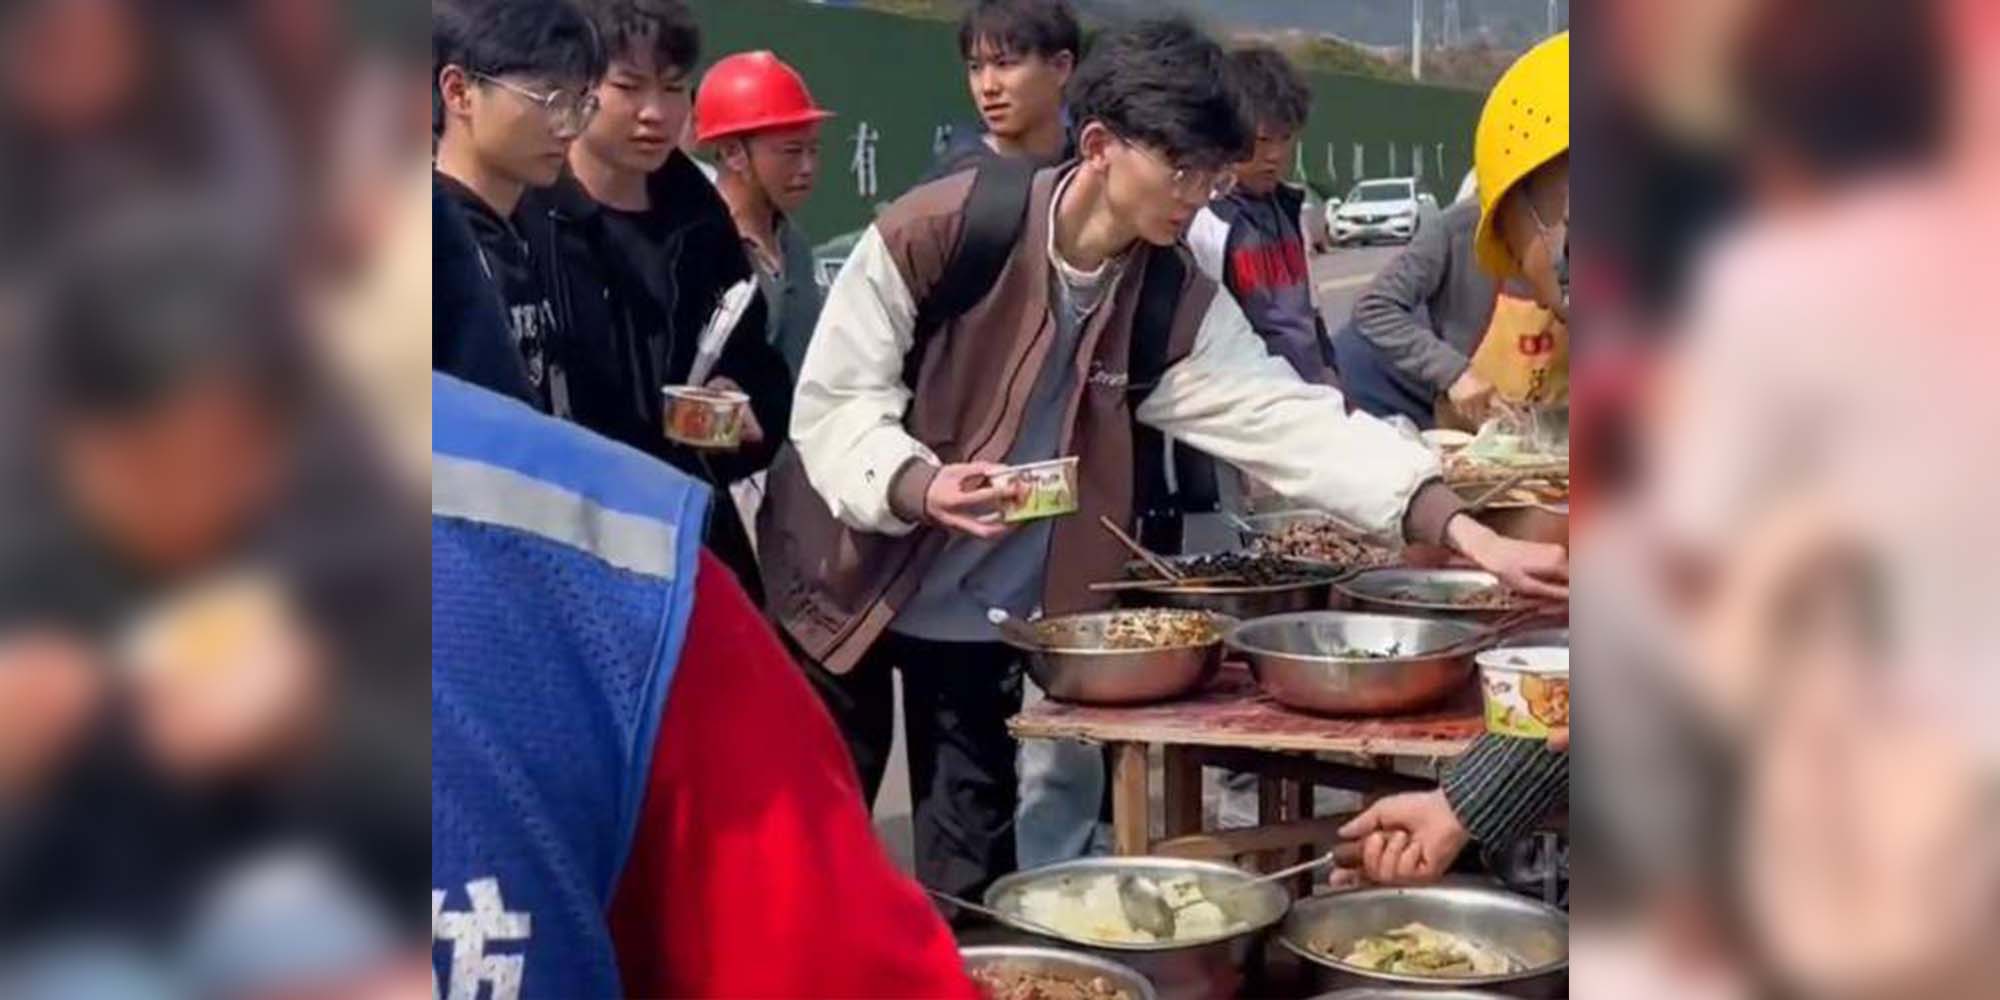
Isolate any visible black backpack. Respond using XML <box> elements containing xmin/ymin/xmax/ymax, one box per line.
<box><xmin>902</xmin><ymin>160</ymin><xmax>1219</xmax><ymax>552</ymax></box>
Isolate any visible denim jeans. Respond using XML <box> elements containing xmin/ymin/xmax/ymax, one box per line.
<box><xmin>1013</xmin><ymin>682</ymin><xmax>1109</xmax><ymax>867</ymax></box>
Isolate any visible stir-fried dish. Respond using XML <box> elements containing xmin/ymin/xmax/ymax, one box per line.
<box><xmin>1317</xmin><ymin>922</ymin><xmax>1518</xmax><ymax>977</ymax></box>
<box><xmin>1135</xmin><ymin>552</ymin><xmax>1324</xmax><ymax>587</ymax></box>
<box><xmin>1251</xmin><ymin>520</ymin><xmax>1396</xmax><ymax>568</ymax></box>
<box><xmin>969</xmin><ymin>968</ymin><xmax>1134</xmax><ymax>1000</ymax></box>
<box><xmin>1038</xmin><ymin>610</ymin><xmax>1220</xmax><ymax>650</ymax></box>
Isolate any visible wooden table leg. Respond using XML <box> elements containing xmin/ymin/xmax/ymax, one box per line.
<box><xmin>1111</xmin><ymin>742</ymin><xmax>1152</xmax><ymax>855</ymax></box>
<box><xmin>1256</xmin><ymin>775</ymin><xmax>1289</xmax><ymax>872</ymax></box>
<box><xmin>1162</xmin><ymin>746</ymin><xmax>1202</xmax><ymax>839</ymax></box>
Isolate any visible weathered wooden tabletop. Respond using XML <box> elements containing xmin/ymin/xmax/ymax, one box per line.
<box><xmin>1009</xmin><ymin>663</ymin><xmax>1482</xmax><ymax>759</ymax></box>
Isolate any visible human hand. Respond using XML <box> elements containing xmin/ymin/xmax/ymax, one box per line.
<box><xmin>1446</xmin><ymin>370</ymin><xmax>1496</xmax><ymax>425</ymax></box>
<box><xmin>924</xmin><ymin>463</ymin><xmax>1025</xmax><ymax>540</ymax></box>
<box><xmin>1328</xmin><ymin>789</ymin><xmax>1472</xmax><ymax>888</ymax></box>
<box><xmin>0</xmin><ymin>632</ymin><xmax>105</xmax><ymax>800</ymax></box>
<box><xmin>126</xmin><ymin>575</ymin><xmax>324</xmax><ymax>782</ymax></box>
<box><xmin>706</xmin><ymin>377</ymin><xmax>762</xmax><ymax>445</ymax></box>
<box><xmin>1446</xmin><ymin>516</ymin><xmax>1569</xmax><ymax>600</ymax></box>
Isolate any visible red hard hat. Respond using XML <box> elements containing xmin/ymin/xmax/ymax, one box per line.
<box><xmin>694</xmin><ymin>51</ymin><xmax>835</xmax><ymax>144</ymax></box>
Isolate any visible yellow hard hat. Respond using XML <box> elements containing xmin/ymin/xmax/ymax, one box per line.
<box><xmin>1474</xmin><ymin>31</ymin><xmax>1569</xmax><ymax>279</ymax></box>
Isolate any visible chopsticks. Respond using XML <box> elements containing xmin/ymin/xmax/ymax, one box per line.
<box><xmin>1098</xmin><ymin>516</ymin><xmax>1184</xmax><ymax>582</ymax></box>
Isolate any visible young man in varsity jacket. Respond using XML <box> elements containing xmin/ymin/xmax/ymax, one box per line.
<box><xmin>432</xmin><ymin>373</ymin><xmax>974</xmax><ymax>999</ymax></box>
<box><xmin>760</xmin><ymin>17</ymin><xmax>1570</xmax><ymax>903</ymax></box>
<box><xmin>1186</xmin><ymin>45</ymin><xmax>1339</xmax><ymax>386</ymax></box>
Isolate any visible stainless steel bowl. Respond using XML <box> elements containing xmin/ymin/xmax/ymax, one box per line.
<box><xmin>1309</xmin><ymin>989</ymin><xmax>1516</xmax><ymax>1000</ymax></box>
<box><xmin>961</xmin><ymin>945</ymin><xmax>1158</xmax><ymax>1000</ymax></box>
<box><xmin>1117</xmin><ymin>556</ymin><xmax>1347</xmax><ymax>620</ymax></box>
<box><xmin>1336</xmin><ymin>569</ymin><xmax>1541</xmax><ymax>622</ymax></box>
<box><xmin>1226</xmin><ymin>612</ymin><xmax>1488</xmax><ymax>716</ymax></box>
<box><xmin>1117</xmin><ymin>577</ymin><xmax>1341</xmax><ymax>620</ymax></box>
<box><xmin>1279</xmin><ymin>885</ymin><xmax>1569</xmax><ymax>997</ymax></box>
<box><xmin>1004</xmin><ymin>610</ymin><xmax>1230</xmax><ymax>705</ymax></box>
<box><xmin>1490</xmin><ymin>627</ymin><xmax>1567</xmax><ymax>651</ymax></box>
<box><xmin>984</xmin><ymin>856</ymin><xmax>1290</xmax><ymax>1000</ymax></box>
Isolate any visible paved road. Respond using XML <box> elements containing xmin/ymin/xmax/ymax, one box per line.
<box><xmin>868</xmin><ymin>241</ymin><xmax>1407</xmax><ymax>871</ymax></box>
<box><xmin>1312</xmin><ymin>243</ymin><xmax>1405</xmax><ymax>333</ymax></box>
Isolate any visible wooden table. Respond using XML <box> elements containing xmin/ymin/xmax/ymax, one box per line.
<box><xmin>1010</xmin><ymin>664</ymin><xmax>1484</xmax><ymax>870</ymax></box>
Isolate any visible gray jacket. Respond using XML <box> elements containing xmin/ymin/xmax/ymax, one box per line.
<box><xmin>1351</xmin><ymin>200</ymin><xmax>1497</xmax><ymax>394</ymax></box>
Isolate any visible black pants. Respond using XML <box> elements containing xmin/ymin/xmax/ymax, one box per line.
<box><xmin>800</xmin><ymin>633</ymin><xmax>1024</xmax><ymax>905</ymax></box>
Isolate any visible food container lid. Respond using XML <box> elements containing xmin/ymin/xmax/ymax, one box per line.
<box><xmin>996</xmin><ymin>456</ymin><xmax>1080</xmax><ymax>475</ymax></box>
<box><xmin>1475</xmin><ymin>646</ymin><xmax>1569</xmax><ymax>674</ymax></box>
<box><xmin>661</xmin><ymin>385</ymin><xmax>749</xmax><ymax>404</ymax></box>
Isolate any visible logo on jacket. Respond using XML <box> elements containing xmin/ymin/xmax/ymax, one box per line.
<box><xmin>434</xmin><ymin>877</ymin><xmax>532</xmax><ymax>1000</ymax></box>
<box><xmin>1087</xmin><ymin>362</ymin><xmax>1129</xmax><ymax>390</ymax></box>
<box><xmin>508</xmin><ymin>301</ymin><xmax>560</xmax><ymax>390</ymax></box>
<box><xmin>1228</xmin><ymin>241</ymin><xmax>1308</xmax><ymax>295</ymax></box>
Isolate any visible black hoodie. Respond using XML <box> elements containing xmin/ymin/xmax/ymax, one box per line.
<box><xmin>434</xmin><ymin>171</ymin><xmax>570</xmax><ymax>416</ymax></box>
<box><xmin>521</xmin><ymin>152</ymin><xmax>790</xmax><ymax>598</ymax></box>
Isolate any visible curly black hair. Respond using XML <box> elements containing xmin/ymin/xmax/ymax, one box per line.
<box><xmin>1065</xmin><ymin>17</ymin><xmax>1251</xmax><ymax>170</ymax></box>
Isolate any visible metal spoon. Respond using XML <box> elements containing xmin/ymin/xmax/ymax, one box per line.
<box><xmin>1116</xmin><ymin>850</ymin><xmax>1342</xmax><ymax>940</ymax></box>
<box><xmin>922</xmin><ymin>887</ymin><xmax>1071</xmax><ymax>939</ymax></box>
<box><xmin>1224</xmin><ymin>511</ymin><xmax>1264</xmax><ymax>537</ymax></box>
<box><xmin>986</xmin><ymin>607</ymin><xmax>1044</xmax><ymax>648</ymax></box>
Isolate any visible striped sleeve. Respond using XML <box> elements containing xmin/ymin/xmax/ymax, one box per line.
<box><xmin>1440</xmin><ymin>734</ymin><xmax>1568</xmax><ymax>849</ymax></box>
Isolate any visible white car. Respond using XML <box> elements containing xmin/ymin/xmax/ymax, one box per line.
<box><xmin>1329</xmin><ymin>177</ymin><xmax>1423</xmax><ymax>246</ymax></box>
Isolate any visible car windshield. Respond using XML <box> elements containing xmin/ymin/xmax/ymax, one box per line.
<box><xmin>1350</xmin><ymin>181</ymin><xmax>1413</xmax><ymax>204</ymax></box>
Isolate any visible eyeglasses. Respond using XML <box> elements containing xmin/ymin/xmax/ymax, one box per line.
<box><xmin>472</xmin><ymin>72</ymin><xmax>600</xmax><ymax>135</ymax></box>
<box><xmin>1116</xmin><ymin>134</ymin><xmax>1235</xmax><ymax>199</ymax></box>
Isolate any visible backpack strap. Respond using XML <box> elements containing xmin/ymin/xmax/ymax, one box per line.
<box><xmin>1128</xmin><ymin>249</ymin><xmax>1219</xmax><ymax>553</ymax></box>
<box><xmin>901</xmin><ymin>158</ymin><xmax>1037</xmax><ymax>388</ymax></box>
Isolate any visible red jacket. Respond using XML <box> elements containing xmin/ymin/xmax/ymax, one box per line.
<box><xmin>608</xmin><ymin>552</ymin><xmax>978</xmax><ymax>998</ymax></box>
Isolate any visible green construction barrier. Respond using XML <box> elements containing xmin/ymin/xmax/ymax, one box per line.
<box><xmin>689</xmin><ymin>0</ymin><xmax>1483</xmax><ymax>245</ymax></box>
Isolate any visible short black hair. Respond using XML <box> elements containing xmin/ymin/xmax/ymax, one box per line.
<box><xmin>432</xmin><ymin>0</ymin><xmax>606</xmax><ymax>90</ymax></box>
<box><xmin>1066</xmin><ymin>17</ymin><xmax>1250</xmax><ymax>169</ymax></box>
<box><xmin>37</xmin><ymin>207</ymin><xmax>307</xmax><ymax>420</ymax></box>
<box><xmin>958</xmin><ymin>0</ymin><xmax>1081</xmax><ymax>61</ymax></box>
<box><xmin>1229</xmin><ymin>45</ymin><xmax>1310</xmax><ymax>135</ymax></box>
<box><xmin>573</xmin><ymin>0</ymin><xmax>700</xmax><ymax>75</ymax></box>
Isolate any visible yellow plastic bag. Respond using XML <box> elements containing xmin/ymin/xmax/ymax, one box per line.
<box><xmin>1470</xmin><ymin>292</ymin><xmax>1568</xmax><ymax>406</ymax></box>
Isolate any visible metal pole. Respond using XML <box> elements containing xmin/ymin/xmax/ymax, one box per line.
<box><xmin>1411</xmin><ymin>0</ymin><xmax>1424</xmax><ymax>81</ymax></box>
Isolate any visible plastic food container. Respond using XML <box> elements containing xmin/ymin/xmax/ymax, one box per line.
<box><xmin>1475</xmin><ymin>646</ymin><xmax>1569</xmax><ymax>738</ymax></box>
<box><xmin>989</xmin><ymin>457</ymin><xmax>1080</xmax><ymax>524</ymax></box>
<box><xmin>662</xmin><ymin>385</ymin><xmax>749</xmax><ymax>449</ymax></box>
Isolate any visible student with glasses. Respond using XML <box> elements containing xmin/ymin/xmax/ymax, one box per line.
<box><xmin>763</xmin><ymin>18</ymin><xmax>1570</xmax><ymax>905</ymax></box>
<box><xmin>431</xmin><ymin>0</ymin><xmax>605</xmax><ymax>416</ymax></box>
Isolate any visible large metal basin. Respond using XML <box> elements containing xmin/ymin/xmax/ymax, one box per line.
<box><xmin>1335</xmin><ymin>569</ymin><xmax>1547</xmax><ymax>622</ymax></box>
<box><xmin>1117</xmin><ymin>556</ymin><xmax>1346</xmax><ymax>620</ymax></box>
<box><xmin>961</xmin><ymin>945</ymin><xmax>1158</xmax><ymax>1000</ymax></box>
<box><xmin>1310</xmin><ymin>990</ymin><xmax>1515</xmax><ymax>1000</ymax></box>
<box><xmin>984</xmin><ymin>856</ymin><xmax>1290</xmax><ymax>1000</ymax></box>
<box><xmin>1227</xmin><ymin>612</ymin><xmax>1487</xmax><ymax>716</ymax></box>
<box><xmin>1003</xmin><ymin>610</ymin><xmax>1230</xmax><ymax>705</ymax></box>
<box><xmin>1280</xmin><ymin>886</ymin><xmax>1568</xmax><ymax>997</ymax></box>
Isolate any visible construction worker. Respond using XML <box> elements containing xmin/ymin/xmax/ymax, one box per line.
<box><xmin>1332</xmin><ymin>32</ymin><xmax>1572</xmax><ymax>889</ymax></box>
<box><xmin>695</xmin><ymin>51</ymin><xmax>834</xmax><ymax>379</ymax></box>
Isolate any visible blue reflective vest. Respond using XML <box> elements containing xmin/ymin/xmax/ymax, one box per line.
<box><xmin>430</xmin><ymin>373</ymin><xmax>709</xmax><ymax>999</ymax></box>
